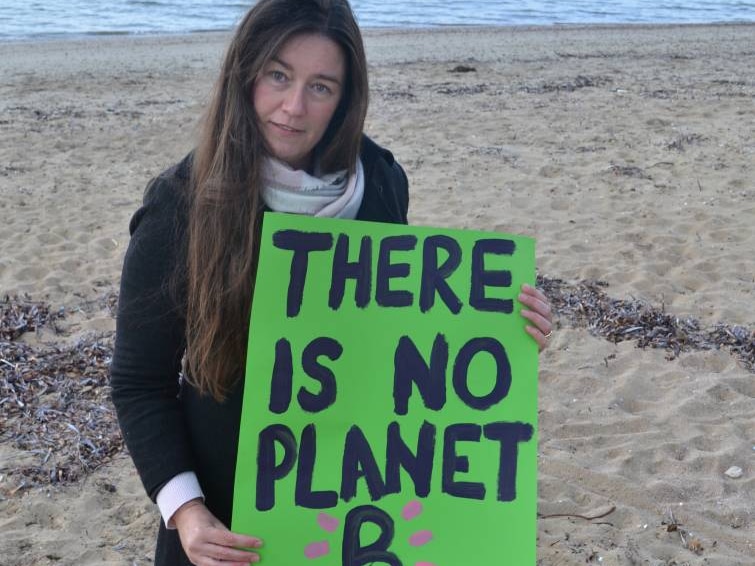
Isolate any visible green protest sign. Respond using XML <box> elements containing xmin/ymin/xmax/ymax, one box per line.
<box><xmin>233</xmin><ymin>212</ymin><xmax>538</xmax><ymax>564</ymax></box>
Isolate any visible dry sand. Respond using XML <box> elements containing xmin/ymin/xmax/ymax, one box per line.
<box><xmin>1</xmin><ymin>24</ymin><xmax>753</xmax><ymax>565</ymax></box>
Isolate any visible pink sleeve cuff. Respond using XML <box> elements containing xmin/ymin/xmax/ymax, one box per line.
<box><xmin>155</xmin><ymin>471</ymin><xmax>204</xmax><ymax>529</ymax></box>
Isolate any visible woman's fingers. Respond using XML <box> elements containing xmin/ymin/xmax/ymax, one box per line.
<box><xmin>189</xmin><ymin>537</ymin><xmax>261</xmax><ymax>565</ymax></box>
<box><xmin>204</xmin><ymin>529</ymin><xmax>262</xmax><ymax>562</ymax></box>
<box><xmin>518</xmin><ymin>284</ymin><xmax>551</xmax><ymax>317</ymax></box>
<box><xmin>190</xmin><ymin>527</ymin><xmax>262</xmax><ymax>565</ymax></box>
<box><xmin>214</xmin><ymin>527</ymin><xmax>264</xmax><ymax>550</ymax></box>
<box><xmin>523</xmin><ymin>320</ymin><xmax>549</xmax><ymax>352</ymax></box>
<box><xmin>520</xmin><ymin>305</ymin><xmax>551</xmax><ymax>333</ymax></box>
<box><xmin>176</xmin><ymin>502</ymin><xmax>263</xmax><ymax>565</ymax></box>
<box><xmin>518</xmin><ymin>284</ymin><xmax>553</xmax><ymax>351</ymax></box>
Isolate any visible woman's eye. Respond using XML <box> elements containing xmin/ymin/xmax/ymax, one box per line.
<box><xmin>269</xmin><ymin>70</ymin><xmax>287</xmax><ymax>82</ymax></box>
<box><xmin>311</xmin><ymin>83</ymin><xmax>332</xmax><ymax>95</ymax></box>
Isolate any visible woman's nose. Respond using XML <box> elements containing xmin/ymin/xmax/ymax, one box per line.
<box><xmin>282</xmin><ymin>86</ymin><xmax>306</xmax><ymax>116</ymax></box>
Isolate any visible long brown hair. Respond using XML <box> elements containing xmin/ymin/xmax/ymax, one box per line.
<box><xmin>185</xmin><ymin>0</ymin><xmax>369</xmax><ymax>400</ymax></box>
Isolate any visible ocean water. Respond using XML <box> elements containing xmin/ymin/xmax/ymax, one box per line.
<box><xmin>0</xmin><ymin>0</ymin><xmax>753</xmax><ymax>41</ymax></box>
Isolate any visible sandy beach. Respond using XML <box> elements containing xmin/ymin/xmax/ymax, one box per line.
<box><xmin>1</xmin><ymin>23</ymin><xmax>753</xmax><ymax>565</ymax></box>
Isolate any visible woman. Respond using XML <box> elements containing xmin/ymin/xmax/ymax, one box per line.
<box><xmin>110</xmin><ymin>1</ymin><xmax>553</xmax><ymax>564</ymax></box>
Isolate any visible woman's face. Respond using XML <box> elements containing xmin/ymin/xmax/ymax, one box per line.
<box><xmin>254</xmin><ymin>33</ymin><xmax>346</xmax><ymax>171</ymax></box>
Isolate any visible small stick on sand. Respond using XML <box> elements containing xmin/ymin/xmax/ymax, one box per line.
<box><xmin>539</xmin><ymin>505</ymin><xmax>617</xmax><ymax>521</ymax></box>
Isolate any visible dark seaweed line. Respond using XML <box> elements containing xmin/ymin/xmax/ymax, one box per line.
<box><xmin>538</xmin><ymin>275</ymin><xmax>753</xmax><ymax>371</ymax></box>
<box><xmin>1</xmin><ymin>280</ymin><xmax>752</xmax><ymax>491</ymax></box>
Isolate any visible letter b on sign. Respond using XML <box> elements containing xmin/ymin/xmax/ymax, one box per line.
<box><xmin>342</xmin><ymin>505</ymin><xmax>401</xmax><ymax>566</ymax></box>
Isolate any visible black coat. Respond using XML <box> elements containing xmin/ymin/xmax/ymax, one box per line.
<box><xmin>110</xmin><ymin>135</ymin><xmax>409</xmax><ymax>565</ymax></box>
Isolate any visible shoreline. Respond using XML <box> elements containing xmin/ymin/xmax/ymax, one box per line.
<box><xmin>2</xmin><ymin>21</ymin><xmax>754</xmax><ymax>70</ymax></box>
<box><xmin>1</xmin><ymin>20</ymin><xmax>753</xmax><ymax>45</ymax></box>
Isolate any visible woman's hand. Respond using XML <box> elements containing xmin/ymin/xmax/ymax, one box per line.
<box><xmin>174</xmin><ymin>499</ymin><xmax>263</xmax><ymax>565</ymax></box>
<box><xmin>518</xmin><ymin>284</ymin><xmax>553</xmax><ymax>352</ymax></box>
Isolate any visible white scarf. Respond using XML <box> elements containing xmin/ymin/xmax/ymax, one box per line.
<box><xmin>261</xmin><ymin>157</ymin><xmax>364</xmax><ymax>219</ymax></box>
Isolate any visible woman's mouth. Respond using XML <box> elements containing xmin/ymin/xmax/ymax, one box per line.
<box><xmin>271</xmin><ymin>121</ymin><xmax>303</xmax><ymax>134</ymax></box>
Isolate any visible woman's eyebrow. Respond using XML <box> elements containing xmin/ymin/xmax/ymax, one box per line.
<box><xmin>270</xmin><ymin>56</ymin><xmax>291</xmax><ymax>70</ymax></box>
<box><xmin>269</xmin><ymin>56</ymin><xmax>342</xmax><ymax>85</ymax></box>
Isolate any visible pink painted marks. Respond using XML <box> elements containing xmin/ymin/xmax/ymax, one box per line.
<box><xmin>304</xmin><ymin>513</ymin><xmax>338</xmax><ymax>559</ymax></box>
<box><xmin>409</xmin><ymin>530</ymin><xmax>433</xmax><ymax>547</ymax></box>
<box><xmin>306</xmin><ymin>500</ymin><xmax>434</xmax><ymax>561</ymax></box>
<box><xmin>402</xmin><ymin>500</ymin><xmax>423</xmax><ymax>521</ymax></box>
<box><xmin>317</xmin><ymin>512</ymin><xmax>340</xmax><ymax>532</ymax></box>
<box><xmin>304</xmin><ymin>541</ymin><xmax>330</xmax><ymax>559</ymax></box>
